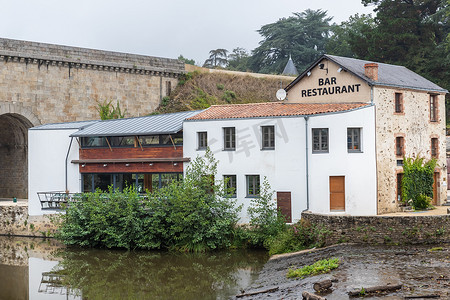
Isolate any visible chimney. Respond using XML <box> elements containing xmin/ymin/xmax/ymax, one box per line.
<box><xmin>364</xmin><ymin>63</ymin><xmax>378</xmax><ymax>81</ymax></box>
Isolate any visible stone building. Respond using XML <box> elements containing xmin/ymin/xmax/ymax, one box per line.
<box><xmin>285</xmin><ymin>54</ymin><xmax>448</xmax><ymax>214</ymax></box>
<box><xmin>0</xmin><ymin>38</ymin><xmax>183</xmax><ymax>199</ymax></box>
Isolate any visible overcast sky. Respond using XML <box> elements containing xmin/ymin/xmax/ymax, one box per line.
<box><xmin>0</xmin><ymin>0</ymin><xmax>374</xmax><ymax>65</ymax></box>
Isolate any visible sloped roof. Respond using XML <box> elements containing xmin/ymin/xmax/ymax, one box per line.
<box><xmin>285</xmin><ymin>54</ymin><xmax>448</xmax><ymax>93</ymax></box>
<box><xmin>71</xmin><ymin>110</ymin><xmax>202</xmax><ymax>137</ymax></box>
<box><xmin>186</xmin><ymin>102</ymin><xmax>370</xmax><ymax>121</ymax></box>
<box><xmin>30</xmin><ymin>120</ymin><xmax>98</xmax><ymax>130</ymax></box>
<box><xmin>282</xmin><ymin>56</ymin><xmax>299</xmax><ymax>76</ymax></box>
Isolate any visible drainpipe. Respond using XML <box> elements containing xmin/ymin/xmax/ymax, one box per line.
<box><xmin>370</xmin><ymin>85</ymin><xmax>374</xmax><ymax>104</ymax></box>
<box><xmin>65</xmin><ymin>137</ymin><xmax>74</xmax><ymax>193</ymax></box>
<box><xmin>304</xmin><ymin>116</ymin><xmax>310</xmax><ymax>211</ymax></box>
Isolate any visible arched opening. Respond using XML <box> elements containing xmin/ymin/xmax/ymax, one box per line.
<box><xmin>0</xmin><ymin>113</ymin><xmax>33</xmax><ymax>199</ymax></box>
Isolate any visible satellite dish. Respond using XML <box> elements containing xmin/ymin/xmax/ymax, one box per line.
<box><xmin>276</xmin><ymin>89</ymin><xmax>287</xmax><ymax>101</ymax></box>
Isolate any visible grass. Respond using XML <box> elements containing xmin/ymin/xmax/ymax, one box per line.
<box><xmin>427</xmin><ymin>247</ymin><xmax>443</xmax><ymax>252</ymax></box>
<box><xmin>287</xmin><ymin>258</ymin><xmax>340</xmax><ymax>279</ymax></box>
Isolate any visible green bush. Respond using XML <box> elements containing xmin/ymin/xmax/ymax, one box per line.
<box><xmin>222</xmin><ymin>90</ymin><xmax>236</xmax><ymax>103</ymax></box>
<box><xmin>402</xmin><ymin>156</ymin><xmax>436</xmax><ymax>210</ymax></box>
<box><xmin>190</xmin><ymin>87</ymin><xmax>217</xmax><ymax>109</ymax></box>
<box><xmin>216</xmin><ymin>83</ymin><xmax>225</xmax><ymax>90</ymax></box>
<box><xmin>247</xmin><ymin>177</ymin><xmax>287</xmax><ymax>249</ymax></box>
<box><xmin>268</xmin><ymin>220</ymin><xmax>330</xmax><ymax>255</ymax></box>
<box><xmin>54</xmin><ymin>149</ymin><xmax>241</xmax><ymax>252</ymax></box>
<box><xmin>161</xmin><ymin>96</ymin><xmax>170</xmax><ymax>106</ymax></box>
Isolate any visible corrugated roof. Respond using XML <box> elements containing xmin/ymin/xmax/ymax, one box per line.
<box><xmin>186</xmin><ymin>102</ymin><xmax>370</xmax><ymax>120</ymax></box>
<box><xmin>71</xmin><ymin>110</ymin><xmax>203</xmax><ymax>137</ymax></box>
<box><xmin>286</xmin><ymin>54</ymin><xmax>448</xmax><ymax>93</ymax></box>
<box><xmin>30</xmin><ymin>120</ymin><xmax>98</xmax><ymax>130</ymax></box>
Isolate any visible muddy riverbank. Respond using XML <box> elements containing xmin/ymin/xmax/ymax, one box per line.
<box><xmin>234</xmin><ymin>243</ymin><xmax>450</xmax><ymax>299</ymax></box>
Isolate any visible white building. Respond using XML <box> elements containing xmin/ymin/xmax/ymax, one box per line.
<box><xmin>184</xmin><ymin>102</ymin><xmax>377</xmax><ymax>222</ymax></box>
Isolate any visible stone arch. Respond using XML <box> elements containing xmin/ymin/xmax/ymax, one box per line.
<box><xmin>0</xmin><ymin>103</ymin><xmax>40</xmax><ymax>199</ymax></box>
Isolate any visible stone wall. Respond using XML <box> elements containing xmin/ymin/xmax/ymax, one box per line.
<box><xmin>302</xmin><ymin>211</ymin><xmax>450</xmax><ymax>245</ymax></box>
<box><xmin>374</xmin><ymin>87</ymin><xmax>447</xmax><ymax>214</ymax></box>
<box><xmin>0</xmin><ymin>204</ymin><xmax>57</xmax><ymax>237</ymax></box>
<box><xmin>0</xmin><ymin>37</ymin><xmax>184</xmax><ymax>124</ymax></box>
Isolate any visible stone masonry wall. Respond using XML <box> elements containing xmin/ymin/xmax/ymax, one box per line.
<box><xmin>0</xmin><ymin>38</ymin><xmax>184</xmax><ymax>124</ymax></box>
<box><xmin>302</xmin><ymin>211</ymin><xmax>450</xmax><ymax>245</ymax></box>
<box><xmin>374</xmin><ymin>87</ymin><xmax>447</xmax><ymax>214</ymax></box>
<box><xmin>0</xmin><ymin>204</ymin><xmax>57</xmax><ymax>238</ymax></box>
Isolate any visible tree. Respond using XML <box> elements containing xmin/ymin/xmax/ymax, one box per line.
<box><xmin>203</xmin><ymin>49</ymin><xmax>229</xmax><ymax>68</ymax></box>
<box><xmin>226</xmin><ymin>47</ymin><xmax>250</xmax><ymax>71</ymax></box>
<box><xmin>326</xmin><ymin>14</ymin><xmax>375</xmax><ymax>57</ymax></box>
<box><xmin>249</xmin><ymin>9</ymin><xmax>332</xmax><ymax>74</ymax></box>
<box><xmin>178</xmin><ymin>55</ymin><xmax>195</xmax><ymax>65</ymax></box>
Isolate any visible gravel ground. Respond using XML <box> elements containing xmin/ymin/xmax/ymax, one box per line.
<box><xmin>232</xmin><ymin>243</ymin><xmax>450</xmax><ymax>300</ymax></box>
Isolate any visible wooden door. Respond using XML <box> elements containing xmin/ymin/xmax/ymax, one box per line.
<box><xmin>330</xmin><ymin>176</ymin><xmax>345</xmax><ymax>211</ymax></box>
<box><xmin>432</xmin><ymin>172</ymin><xmax>439</xmax><ymax>205</ymax></box>
<box><xmin>277</xmin><ymin>192</ymin><xmax>292</xmax><ymax>223</ymax></box>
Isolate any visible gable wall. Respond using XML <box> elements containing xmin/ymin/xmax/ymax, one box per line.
<box><xmin>286</xmin><ymin>58</ymin><xmax>371</xmax><ymax>103</ymax></box>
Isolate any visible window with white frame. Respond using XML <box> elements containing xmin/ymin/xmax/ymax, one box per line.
<box><xmin>261</xmin><ymin>126</ymin><xmax>275</xmax><ymax>150</ymax></box>
<box><xmin>246</xmin><ymin>175</ymin><xmax>260</xmax><ymax>197</ymax></box>
<box><xmin>347</xmin><ymin>128</ymin><xmax>361</xmax><ymax>152</ymax></box>
<box><xmin>312</xmin><ymin>128</ymin><xmax>328</xmax><ymax>153</ymax></box>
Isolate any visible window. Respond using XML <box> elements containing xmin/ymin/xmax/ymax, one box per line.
<box><xmin>430</xmin><ymin>95</ymin><xmax>437</xmax><ymax>122</ymax></box>
<box><xmin>198</xmin><ymin>132</ymin><xmax>207</xmax><ymax>150</ymax></box>
<box><xmin>224</xmin><ymin>175</ymin><xmax>237</xmax><ymax>197</ymax></box>
<box><xmin>347</xmin><ymin>128</ymin><xmax>361</xmax><ymax>152</ymax></box>
<box><xmin>395</xmin><ymin>136</ymin><xmax>404</xmax><ymax>157</ymax></box>
<box><xmin>166</xmin><ymin>81</ymin><xmax>172</xmax><ymax>96</ymax></box>
<box><xmin>223</xmin><ymin>127</ymin><xmax>236</xmax><ymax>150</ymax></box>
<box><xmin>246</xmin><ymin>175</ymin><xmax>260</xmax><ymax>197</ymax></box>
<box><xmin>312</xmin><ymin>128</ymin><xmax>328</xmax><ymax>153</ymax></box>
<box><xmin>261</xmin><ymin>126</ymin><xmax>275</xmax><ymax>150</ymax></box>
<box><xmin>109</xmin><ymin>136</ymin><xmax>136</xmax><ymax>147</ymax></box>
<box><xmin>431</xmin><ymin>138</ymin><xmax>438</xmax><ymax>158</ymax></box>
<box><xmin>394</xmin><ymin>93</ymin><xmax>403</xmax><ymax>113</ymax></box>
<box><xmin>397</xmin><ymin>173</ymin><xmax>403</xmax><ymax>202</ymax></box>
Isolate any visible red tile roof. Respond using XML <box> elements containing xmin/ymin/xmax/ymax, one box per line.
<box><xmin>187</xmin><ymin>102</ymin><xmax>370</xmax><ymax>120</ymax></box>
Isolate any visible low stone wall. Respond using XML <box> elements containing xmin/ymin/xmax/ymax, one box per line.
<box><xmin>302</xmin><ymin>211</ymin><xmax>450</xmax><ymax>245</ymax></box>
<box><xmin>0</xmin><ymin>204</ymin><xmax>58</xmax><ymax>238</ymax></box>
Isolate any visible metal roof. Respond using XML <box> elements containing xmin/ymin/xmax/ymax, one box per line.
<box><xmin>30</xmin><ymin>120</ymin><xmax>98</xmax><ymax>130</ymax></box>
<box><xmin>282</xmin><ymin>56</ymin><xmax>299</xmax><ymax>76</ymax></box>
<box><xmin>286</xmin><ymin>54</ymin><xmax>448</xmax><ymax>93</ymax></box>
<box><xmin>70</xmin><ymin>110</ymin><xmax>203</xmax><ymax>137</ymax></box>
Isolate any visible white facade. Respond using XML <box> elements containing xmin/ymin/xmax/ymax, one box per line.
<box><xmin>28</xmin><ymin>128</ymin><xmax>81</xmax><ymax>216</ymax></box>
<box><xmin>183</xmin><ymin>105</ymin><xmax>377</xmax><ymax>222</ymax></box>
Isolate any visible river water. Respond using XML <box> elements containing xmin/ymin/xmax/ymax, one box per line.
<box><xmin>0</xmin><ymin>236</ymin><xmax>268</xmax><ymax>300</ymax></box>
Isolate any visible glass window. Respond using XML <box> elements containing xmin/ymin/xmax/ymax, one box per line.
<box><xmin>198</xmin><ymin>132</ymin><xmax>207</xmax><ymax>150</ymax></box>
<box><xmin>312</xmin><ymin>128</ymin><xmax>328</xmax><ymax>153</ymax></box>
<box><xmin>139</xmin><ymin>135</ymin><xmax>160</xmax><ymax>146</ymax></box>
<box><xmin>82</xmin><ymin>174</ymin><xmax>94</xmax><ymax>193</ymax></box>
<box><xmin>347</xmin><ymin>128</ymin><xmax>361</xmax><ymax>152</ymax></box>
<box><xmin>80</xmin><ymin>136</ymin><xmax>108</xmax><ymax>147</ymax></box>
<box><xmin>262</xmin><ymin>126</ymin><xmax>275</xmax><ymax>150</ymax></box>
<box><xmin>246</xmin><ymin>175</ymin><xmax>260</xmax><ymax>197</ymax></box>
<box><xmin>431</xmin><ymin>138</ymin><xmax>438</xmax><ymax>158</ymax></box>
<box><xmin>109</xmin><ymin>136</ymin><xmax>135</xmax><ymax>147</ymax></box>
<box><xmin>395</xmin><ymin>93</ymin><xmax>403</xmax><ymax>113</ymax></box>
<box><xmin>224</xmin><ymin>127</ymin><xmax>236</xmax><ymax>150</ymax></box>
<box><xmin>224</xmin><ymin>175</ymin><xmax>237</xmax><ymax>197</ymax></box>
<box><xmin>430</xmin><ymin>95</ymin><xmax>437</xmax><ymax>122</ymax></box>
<box><xmin>396</xmin><ymin>136</ymin><xmax>404</xmax><ymax>157</ymax></box>
<box><xmin>93</xmin><ymin>174</ymin><xmax>113</xmax><ymax>192</ymax></box>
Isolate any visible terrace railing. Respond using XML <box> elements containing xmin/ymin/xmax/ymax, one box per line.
<box><xmin>37</xmin><ymin>192</ymin><xmax>84</xmax><ymax>210</ymax></box>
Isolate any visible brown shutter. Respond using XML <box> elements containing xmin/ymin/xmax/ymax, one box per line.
<box><xmin>330</xmin><ymin>176</ymin><xmax>345</xmax><ymax>211</ymax></box>
<box><xmin>277</xmin><ymin>192</ymin><xmax>292</xmax><ymax>223</ymax></box>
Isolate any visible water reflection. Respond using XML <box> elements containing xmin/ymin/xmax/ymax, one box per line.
<box><xmin>52</xmin><ymin>249</ymin><xmax>268</xmax><ymax>300</ymax></box>
<box><xmin>0</xmin><ymin>237</ymin><xmax>268</xmax><ymax>300</ymax></box>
